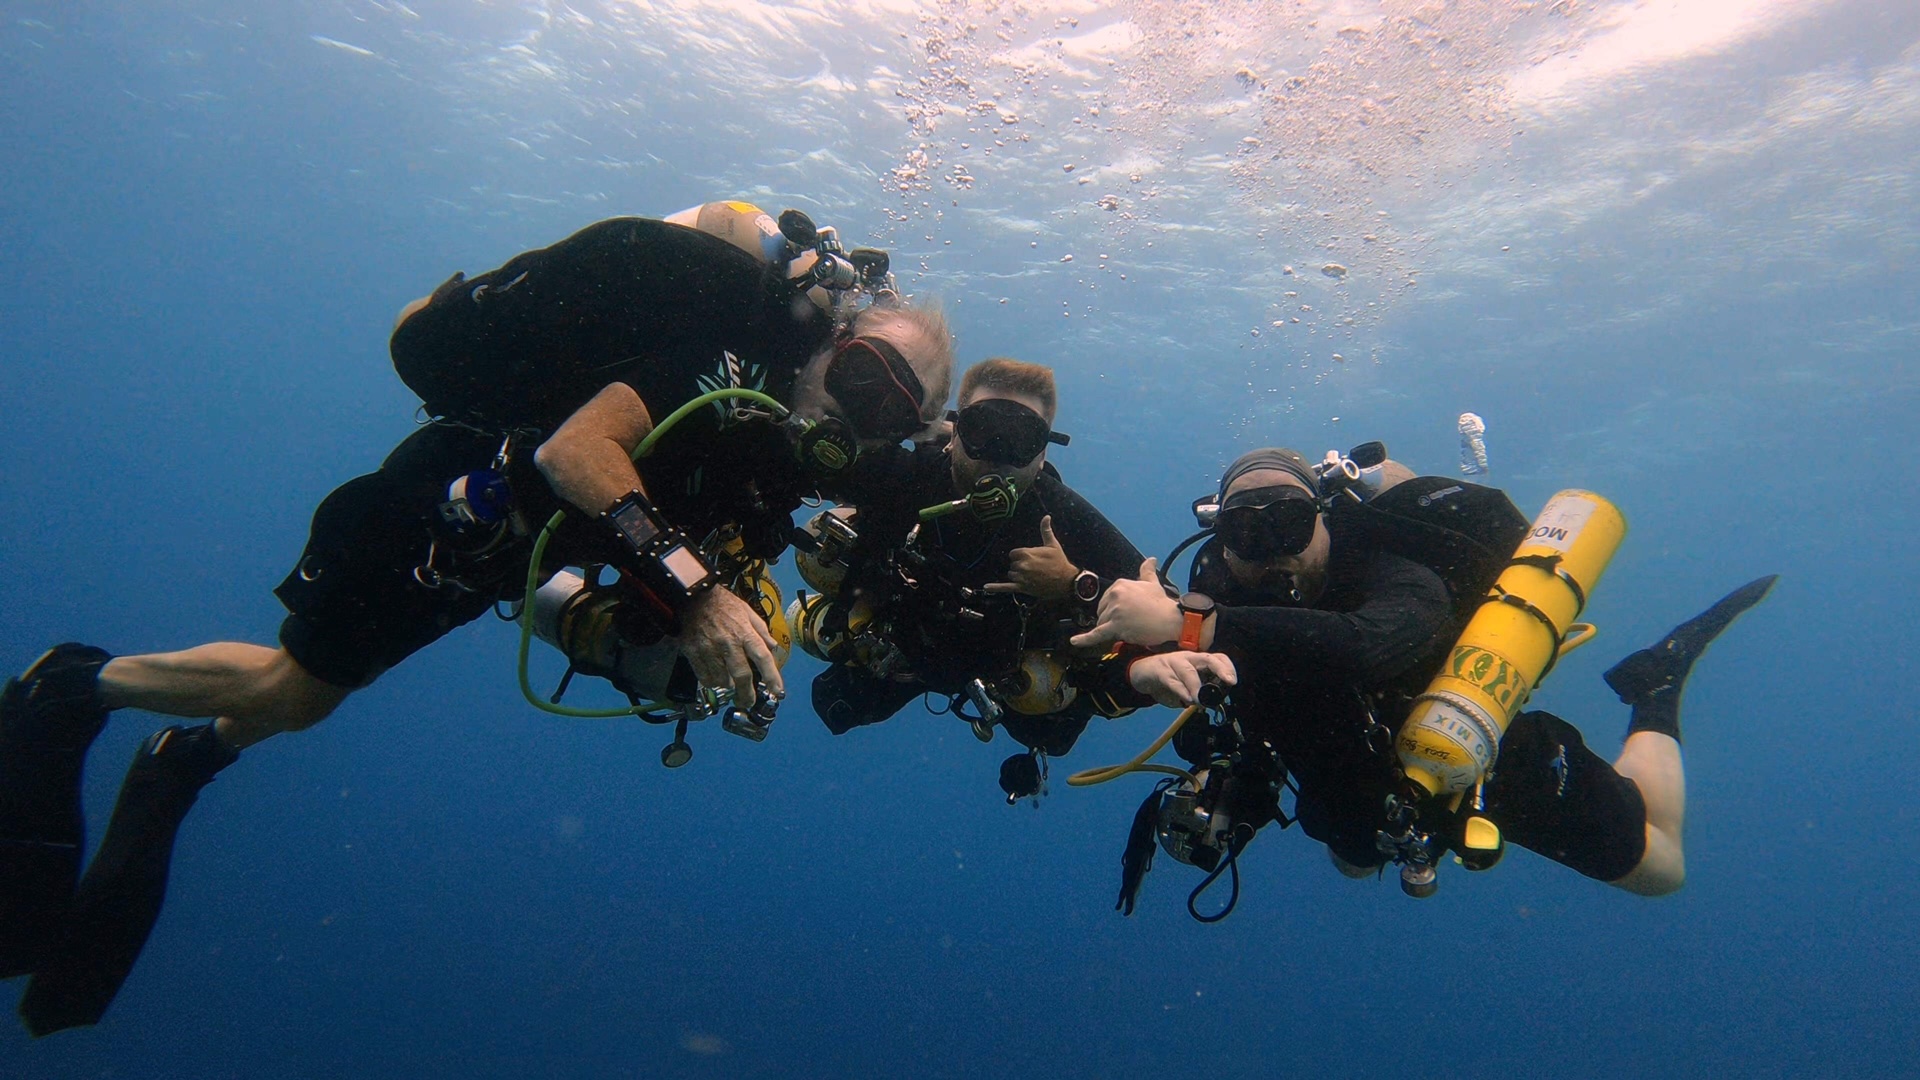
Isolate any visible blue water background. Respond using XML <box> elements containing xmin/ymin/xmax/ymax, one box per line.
<box><xmin>2</xmin><ymin>2</ymin><xmax>1915</xmax><ymax>1077</ymax></box>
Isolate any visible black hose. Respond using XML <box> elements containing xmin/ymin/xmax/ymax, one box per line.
<box><xmin>1159</xmin><ymin>529</ymin><xmax>1213</xmax><ymax>591</ymax></box>
<box><xmin>1187</xmin><ymin>826</ymin><xmax>1253</xmax><ymax>923</ymax></box>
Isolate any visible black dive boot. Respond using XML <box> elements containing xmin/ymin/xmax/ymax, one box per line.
<box><xmin>19</xmin><ymin>723</ymin><xmax>237</xmax><ymax>1036</ymax></box>
<box><xmin>1604</xmin><ymin>575</ymin><xmax>1779</xmax><ymax>742</ymax></box>
<box><xmin>0</xmin><ymin>644</ymin><xmax>114</xmax><ymax>979</ymax></box>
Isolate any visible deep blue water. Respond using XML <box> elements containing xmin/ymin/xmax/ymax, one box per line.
<box><xmin>3</xmin><ymin>2</ymin><xmax>1916</xmax><ymax>1078</ymax></box>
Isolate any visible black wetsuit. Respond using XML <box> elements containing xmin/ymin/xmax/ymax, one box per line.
<box><xmin>276</xmin><ymin>217</ymin><xmax>833</xmax><ymax>689</ymax></box>
<box><xmin>811</xmin><ymin>441</ymin><xmax>1143</xmax><ymax>754</ymax></box>
<box><xmin>1178</xmin><ymin>514</ymin><xmax>1649</xmax><ymax>882</ymax></box>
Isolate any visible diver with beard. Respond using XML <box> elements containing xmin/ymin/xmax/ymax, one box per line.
<box><xmin>1075</xmin><ymin>446</ymin><xmax>1777</xmax><ymax>914</ymax></box>
<box><xmin>0</xmin><ymin>203</ymin><xmax>953</xmax><ymax>1034</ymax></box>
<box><xmin>793</xmin><ymin>359</ymin><xmax>1148</xmax><ymax>802</ymax></box>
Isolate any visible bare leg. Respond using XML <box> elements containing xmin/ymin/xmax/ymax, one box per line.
<box><xmin>1608</xmin><ymin>732</ymin><xmax>1685</xmax><ymax>895</ymax></box>
<box><xmin>5</xmin><ymin>644</ymin><xmax>349</xmax><ymax>1033</ymax></box>
<box><xmin>1599</xmin><ymin>575</ymin><xmax>1775</xmax><ymax>897</ymax></box>
<box><xmin>96</xmin><ymin>643</ymin><xmax>350</xmax><ymax>749</ymax></box>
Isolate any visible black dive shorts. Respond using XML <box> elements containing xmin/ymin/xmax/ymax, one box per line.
<box><xmin>274</xmin><ymin>424</ymin><xmax>523</xmax><ymax>689</ymax></box>
<box><xmin>1483</xmin><ymin>710</ymin><xmax>1649</xmax><ymax>883</ymax></box>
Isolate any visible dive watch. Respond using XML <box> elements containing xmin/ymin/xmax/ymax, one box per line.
<box><xmin>599</xmin><ymin>490</ymin><xmax>715</xmax><ymax>631</ymax></box>
<box><xmin>1177</xmin><ymin>592</ymin><xmax>1214</xmax><ymax>652</ymax></box>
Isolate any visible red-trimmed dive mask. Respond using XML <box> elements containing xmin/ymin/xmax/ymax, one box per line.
<box><xmin>955</xmin><ymin>398</ymin><xmax>1055</xmax><ymax>467</ymax></box>
<box><xmin>824</xmin><ymin>335</ymin><xmax>925</xmax><ymax>443</ymax></box>
<box><xmin>1215</xmin><ymin>485</ymin><xmax>1319</xmax><ymax>561</ymax></box>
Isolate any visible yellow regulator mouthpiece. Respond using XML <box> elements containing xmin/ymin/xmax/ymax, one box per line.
<box><xmin>1398</xmin><ymin>490</ymin><xmax>1627</xmax><ymax>799</ymax></box>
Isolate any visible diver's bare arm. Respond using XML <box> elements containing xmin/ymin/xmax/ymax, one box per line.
<box><xmin>534</xmin><ymin>382</ymin><xmax>656</xmax><ymax>514</ymax></box>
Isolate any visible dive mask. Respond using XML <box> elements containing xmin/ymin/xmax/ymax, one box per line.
<box><xmin>824</xmin><ymin>334</ymin><xmax>925</xmax><ymax>443</ymax></box>
<box><xmin>1215</xmin><ymin>485</ymin><xmax>1319</xmax><ymax>560</ymax></box>
<box><xmin>953</xmin><ymin>398</ymin><xmax>1068</xmax><ymax>467</ymax></box>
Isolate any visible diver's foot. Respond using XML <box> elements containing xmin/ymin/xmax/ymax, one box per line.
<box><xmin>1604</xmin><ymin>576</ymin><xmax>1778</xmax><ymax>706</ymax></box>
<box><xmin>0</xmin><ymin>644</ymin><xmax>115</xmax><ymax>979</ymax></box>
<box><xmin>20</xmin><ymin>723</ymin><xmax>236</xmax><ymax>1035</ymax></box>
<box><xmin>1</xmin><ymin>645</ymin><xmax>114</xmax><ymax>748</ymax></box>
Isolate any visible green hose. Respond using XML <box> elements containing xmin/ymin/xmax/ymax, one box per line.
<box><xmin>514</xmin><ymin>387</ymin><xmax>787</xmax><ymax>718</ymax></box>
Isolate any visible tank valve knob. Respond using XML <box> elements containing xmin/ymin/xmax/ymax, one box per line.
<box><xmin>1399</xmin><ymin>862</ymin><xmax>1439</xmax><ymax>899</ymax></box>
<box><xmin>661</xmin><ymin>717</ymin><xmax>693</xmax><ymax>768</ymax></box>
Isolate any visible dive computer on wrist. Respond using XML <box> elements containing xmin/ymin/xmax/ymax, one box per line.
<box><xmin>599</xmin><ymin>491</ymin><xmax>714</xmax><ymax>629</ymax></box>
<box><xmin>1177</xmin><ymin>592</ymin><xmax>1214</xmax><ymax>652</ymax></box>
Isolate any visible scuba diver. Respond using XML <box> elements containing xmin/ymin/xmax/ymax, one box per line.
<box><xmin>0</xmin><ymin>202</ymin><xmax>953</xmax><ymax>1035</ymax></box>
<box><xmin>790</xmin><ymin>359</ymin><xmax>1146</xmax><ymax>802</ymax></box>
<box><xmin>1072</xmin><ymin>445</ymin><xmax>1777</xmax><ymax>917</ymax></box>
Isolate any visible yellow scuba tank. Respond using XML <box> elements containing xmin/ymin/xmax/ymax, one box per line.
<box><xmin>664</xmin><ymin>200</ymin><xmax>842</xmax><ymax>313</ymax></box>
<box><xmin>795</xmin><ymin>508</ymin><xmax>859</xmax><ymax>595</ymax></box>
<box><xmin>999</xmin><ymin>650</ymin><xmax>1078</xmax><ymax>715</ymax></box>
<box><xmin>788</xmin><ymin>592</ymin><xmax>843</xmax><ymax>664</ymax></box>
<box><xmin>1397</xmin><ymin>490</ymin><xmax>1627</xmax><ymax>800</ymax></box>
<box><xmin>664</xmin><ymin>201</ymin><xmax>792</xmax><ymax>265</ymax></box>
<box><xmin>786</xmin><ymin>591</ymin><xmax>879</xmax><ymax>664</ymax></box>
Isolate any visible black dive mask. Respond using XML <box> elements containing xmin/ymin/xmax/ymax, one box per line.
<box><xmin>1215</xmin><ymin>485</ymin><xmax>1319</xmax><ymax>561</ymax></box>
<box><xmin>824</xmin><ymin>334</ymin><xmax>925</xmax><ymax>443</ymax></box>
<box><xmin>955</xmin><ymin>398</ymin><xmax>1061</xmax><ymax>467</ymax></box>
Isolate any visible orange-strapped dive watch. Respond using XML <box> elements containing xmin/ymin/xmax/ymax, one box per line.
<box><xmin>1177</xmin><ymin>592</ymin><xmax>1214</xmax><ymax>652</ymax></box>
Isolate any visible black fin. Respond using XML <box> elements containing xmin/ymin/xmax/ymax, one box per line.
<box><xmin>998</xmin><ymin>753</ymin><xmax>1042</xmax><ymax>803</ymax></box>
<box><xmin>20</xmin><ymin>724</ymin><xmax>235</xmax><ymax>1036</ymax></box>
<box><xmin>0</xmin><ymin>644</ymin><xmax>113</xmax><ymax>979</ymax></box>
<box><xmin>1604</xmin><ymin>575</ymin><xmax>1779</xmax><ymax>705</ymax></box>
<box><xmin>1116</xmin><ymin>786</ymin><xmax>1163</xmax><ymax>917</ymax></box>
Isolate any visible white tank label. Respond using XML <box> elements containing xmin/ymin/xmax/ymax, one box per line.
<box><xmin>1526</xmin><ymin>495</ymin><xmax>1597</xmax><ymax>554</ymax></box>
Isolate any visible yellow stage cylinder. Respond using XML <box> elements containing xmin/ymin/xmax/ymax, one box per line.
<box><xmin>1397</xmin><ymin>490</ymin><xmax>1626</xmax><ymax>798</ymax></box>
<box><xmin>1001</xmin><ymin>650</ymin><xmax>1079</xmax><ymax>715</ymax></box>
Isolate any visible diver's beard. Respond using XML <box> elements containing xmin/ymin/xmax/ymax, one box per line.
<box><xmin>1227</xmin><ymin>552</ymin><xmax>1309</xmax><ymax>604</ymax></box>
<box><xmin>952</xmin><ymin>453</ymin><xmax>1040</xmax><ymax>495</ymax></box>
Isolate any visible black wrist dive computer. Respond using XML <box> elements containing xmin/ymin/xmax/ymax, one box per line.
<box><xmin>600</xmin><ymin>491</ymin><xmax>715</xmax><ymax>630</ymax></box>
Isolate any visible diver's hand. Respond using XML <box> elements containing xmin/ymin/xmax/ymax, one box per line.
<box><xmin>1069</xmin><ymin>558</ymin><xmax>1181</xmax><ymax>650</ymax></box>
<box><xmin>676</xmin><ymin>587</ymin><xmax>783</xmax><ymax>705</ymax></box>
<box><xmin>1127</xmin><ymin>651</ymin><xmax>1238</xmax><ymax>709</ymax></box>
<box><xmin>985</xmin><ymin>515</ymin><xmax>1076</xmax><ymax>599</ymax></box>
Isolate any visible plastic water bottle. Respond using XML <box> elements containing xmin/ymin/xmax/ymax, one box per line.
<box><xmin>1458</xmin><ymin>413</ymin><xmax>1489</xmax><ymax>476</ymax></box>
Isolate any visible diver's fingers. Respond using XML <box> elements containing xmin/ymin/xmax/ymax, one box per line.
<box><xmin>1069</xmin><ymin>622</ymin><xmax>1119</xmax><ymax>650</ymax></box>
<box><xmin>727</xmin><ymin>650</ymin><xmax>757</xmax><ymax>706</ymax></box>
<box><xmin>983</xmin><ymin>581</ymin><xmax>1020</xmax><ymax>593</ymax></box>
<box><xmin>1195</xmin><ymin>652</ymin><xmax>1238</xmax><ymax>686</ymax></box>
<box><xmin>742</xmin><ymin>630</ymin><xmax>783</xmax><ymax>700</ymax></box>
<box><xmin>1039</xmin><ymin>515</ymin><xmax>1060</xmax><ymax>550</ymax></box>
<box><xmin>751</xmin><ymin>604</ymin><xmax>778</xmax><ymax>652</ymax></box>
<box><xmin>1174</xmin><ymin>662</ymin><xmax>1202</xmax><ymax>705</ymax></box>
<box><xmin>1136</xmin><ymin>557</ymin><xmax>1159</xmax><ymax>583</ymax></box>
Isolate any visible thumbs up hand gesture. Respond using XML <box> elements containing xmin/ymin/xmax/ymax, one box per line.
<box><xmin>986</xmin><ymin>515</ymin><xmax>1077</xmax><ymax>600</ymax></box>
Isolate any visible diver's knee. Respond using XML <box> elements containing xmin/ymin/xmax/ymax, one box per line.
<box><xmin>1610</xmin><ymin>839</ymin><xmax>1685</xmax><ymax>896</ymax></box>
<box><xmin>252</xmin><ymin>650</ymin><xmax>351</xmax><ymax>731</ymax></box>
<box><xmin>394</xmin><ymin>294</ymin><xmax>432</xmax><ymax>331</ymax></box>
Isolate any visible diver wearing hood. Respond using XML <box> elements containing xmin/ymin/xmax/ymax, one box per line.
<box><xmin>0</xmin><ymin>203</ymin><xmax>952</xmax><ymax>1035</ymax></box>
<box><xmin>1074</xmin><ymin>446</ymin><xmax>1777</xmax><ymax>916</ymax></box>
<box><xmin>796</xmin><ymin>359</ymin><xmax>1144</xmax><ymax>799</ymax></box>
